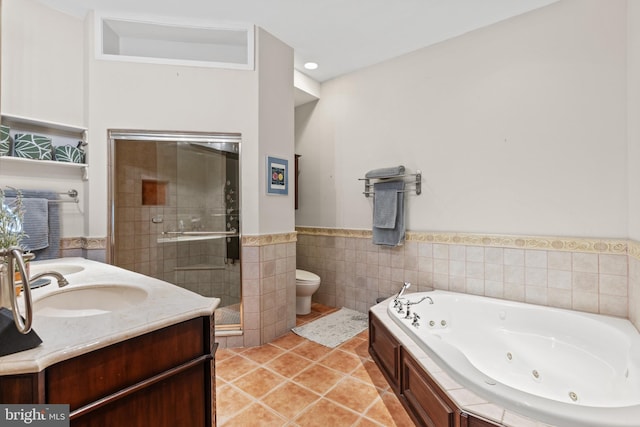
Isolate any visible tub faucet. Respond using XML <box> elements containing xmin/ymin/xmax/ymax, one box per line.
<box><xmin>403</xmin><ymin>296</ymin><xmax>434</xmax><ymax>319</ymax></box>
<box><xmin>412</xmin><ymin>313</ymin><xmax>420</xmax><ymax>328</ymax></box>
<box><xmin>30</xmin><ymin>271</ymin><xmax>69</xmax><ymax>288</ymax></box>
<box><xmin>396</xmin><ymin>282</ymin><xmax>411</xmax><ymax>299</ymax></box>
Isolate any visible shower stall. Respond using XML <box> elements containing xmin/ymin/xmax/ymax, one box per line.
<box><xmin>108</xmin><ymin>131</ymin><xmax>241</xmax><ymax>330</ymax></box>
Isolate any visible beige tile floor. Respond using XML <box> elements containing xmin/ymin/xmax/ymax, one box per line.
<box><xmin>215</xmin><ymin>304</ymin><xmax>417</xmax><ymax>426</ymax></box>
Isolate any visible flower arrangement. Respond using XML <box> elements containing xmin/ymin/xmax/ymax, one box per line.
<box><xmin>0</xmin><ymin>188</ymin><xmax>26</xmax><ymax>249</ymax></box>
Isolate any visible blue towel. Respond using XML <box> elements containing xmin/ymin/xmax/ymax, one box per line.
<box><xmin>6</xmin><ymin>197</ymin><xmax>49</xmax><ymax>251</ymax></box>
<box><xmin>5</xmin><ymin>190</ymin><xmax>59</xmax><ymax>259</ymax></box>
<box><xmin>365</xmin><ymin>165</ymin><xmax>405</xmax><ymax>179</ymax></box>
<box><xmin>372</xmin><ymin>181</ymin><xmax>405</xmax><ymax>246</ymax></box>
<box><xmin>373</xmin><ymin>181</ymin><xmax>402</xmax><ymax>229</ymax></box>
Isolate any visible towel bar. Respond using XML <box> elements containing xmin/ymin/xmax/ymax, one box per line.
<box><xmin>359</xmin><ymin>171</ymin><xmax>421</xmax><ymax>198</ymax></box>
<box><xmin>49</xmin><ymin>189</ymin><xmax>79</xmax><ymax>203</ymax></box>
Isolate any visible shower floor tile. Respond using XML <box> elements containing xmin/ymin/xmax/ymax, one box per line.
<box><xmin>216</xmin><ymin>303</ymin><xmax>417</xmax><ymax>426</ymax></box>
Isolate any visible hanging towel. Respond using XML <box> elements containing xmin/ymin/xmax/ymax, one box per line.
<box><xmin>7</xmin><ymin>197</ymin><xmax>50</xmax><ymax>251</ymax></box>
<box><xmin>5</xmin><ymin>190</ymin><xmax>59</xmax><ymax>259</ymax></box>
<box><xmin>373</xmin><ymin>181</ymin><xmax>401</xmax><ymax>228</ymax></box>
<box><xmin>372</xmin><ymin>181</ymin><xmax>405</xmax><ymax>246</ymax></box>
<box><xmin>365</xmin><ymin>165</ymin><xmax>405</xmax><ymax>179</ymax></box>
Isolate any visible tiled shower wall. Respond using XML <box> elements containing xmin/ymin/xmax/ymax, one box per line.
<box><xmin>214</xmin><ymin>235</ymin><xmax>297</xmax><ymax>349</ymax></box>
<box><xmin>112</xmin><ymin>140</ymin><xmax>241</xmax><ymax>304</ymax></box>
<box><xmin>296</xmin><ymin>228</ymin><xmax>639</xmax><ymax>328</ymax></box>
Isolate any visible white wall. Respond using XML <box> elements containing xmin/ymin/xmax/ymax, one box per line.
<box><xmin>628</xmin><ymin>1</ymin><xmax>640</xmax><ymax>241</ymax></box>
<box><xmin>296</xmin><ymin>0</ymin><xmax>629</xmax><ymax>239</ymax></box>
<box><xmin>85</xmin><ymin>12</ymin><xmax>260</xmax><ymax>237</ymax></box>
<box><xmin>257</xmin><ymin>29</ymin><xmax>295</xmax><ymax>234</ymax></box>
<box><xmin>1</xmin><ymin>0</ymin><xmax>84</xmax><ymax>125</ymax></box>
<box><xmin>2</xmin><ymin>0</ymin><xmax>296</xmax><ymax>241</ymax></box>
<box><xmin>1</xmin><ymin>0</ymin><xmax>86</xmax><ymax>237</ymax></box>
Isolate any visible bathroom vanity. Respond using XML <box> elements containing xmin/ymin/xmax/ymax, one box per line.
<box><xmin>0</xmin><ymin>258</ymin><xmax>220</xmax><ymax>426</ymax></box>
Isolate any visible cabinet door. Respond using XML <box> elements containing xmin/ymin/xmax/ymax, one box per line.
<box><xmin>401</xmin><ymin>348</ymin><xmax>455</xmax><ymax>427</ymax></box>
<box><xmin>368</xmin><ymin>313</ymin><xmax>401</xmax><ymax>391</ymax></box>
<box><xmin>47</xmin><ymin>318</ymin><xmax>205</xmax><ymax>410</ymax></box>
<box><xmin>70</xmin><ymin>363</ymin><xmax>208</xmax><ymax>427</ymax></box>
<box><xmin>0</xmin><ymin>372</ymin><xmax>45</xmax><ymax>403</ymax></box>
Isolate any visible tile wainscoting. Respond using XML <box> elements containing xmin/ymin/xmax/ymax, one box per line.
<box><xmin>296</xmin><ymin>227</ymin><xmax>640</xmax><ymax>331</ymax></box>
<box><xmin>60</xmin><ymin>237</ymin><xmax>107</xmax><ymax>262</ymax></box>
<box><xmin>59</xmin><ymin>230</ymin><xmax>640</xmax><ymax>346</ymax></box>
<box><xmin>60</xmin><ymin>233</ymin><xmax>297</xmax><ymax>349</ymax></box>
<box><xmin>216</xmin><ymin>233</ymin><xmax>297</xmax><ymax>349</ymax></box>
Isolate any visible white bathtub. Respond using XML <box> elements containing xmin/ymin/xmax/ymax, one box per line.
<box><xmin>387</xmin><ymin>290</ymin><xmax>640</xmax><ymax>427</ymax></box>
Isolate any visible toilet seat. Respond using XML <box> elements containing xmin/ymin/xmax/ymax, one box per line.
<box><xmin>296</xmin><ymin>269</ymin><xmax>320</xmax><ymax>284</ymax></box>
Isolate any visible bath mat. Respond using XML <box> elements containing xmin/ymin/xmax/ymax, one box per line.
<box><xmin>292</xmin><ymin>307</ymin><xmax>368</xmax><ymax>348</ymax></box>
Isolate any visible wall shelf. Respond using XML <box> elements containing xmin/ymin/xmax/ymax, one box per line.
<box><xmin>96</xmin><ymin>13</ymin><xmax>255</xmax><ymax>71</ymax></box>
<box><xmin>0</xmin><ymin>114</ymin><xmax>88</xmax><ymax>180</ymax></box>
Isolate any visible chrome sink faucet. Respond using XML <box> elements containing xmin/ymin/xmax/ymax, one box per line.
<box><xmin>0</xmin><ymin>248</ymin><xmax>33</xmax><ymax>333</ymax></box>
<box><xmin>30</xmin><ymin>271</ymin><xmax>69</xmax><ymax>288</ymax></box>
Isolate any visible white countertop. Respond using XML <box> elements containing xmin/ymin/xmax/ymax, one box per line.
<box><xmin>0</xmin><ymin>257</ymin><xmax>220</xmax><ymax>375</ymax></box>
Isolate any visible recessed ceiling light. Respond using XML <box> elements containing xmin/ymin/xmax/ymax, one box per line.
<box><xmin>304</xmin><ymin>62</ymin><xmax>318</xmax><ymax>70</ymax></box>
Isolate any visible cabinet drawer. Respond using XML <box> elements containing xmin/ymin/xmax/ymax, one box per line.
<box><xmin>401</xmin><ymin>348</ymin><xmax>454</xmax><ymax>427</ymax></box>
<box><xmin>47</xmin><ymin>317</ymin><xmax>205</xmax><ymax>410</ymax></box>
<box><xmin>70</xmin><ymin>362</ymin><xmax>207</xmax><ymax>427</ymax></box>
<box><xmin>369</xmin><ymin>314</ymin><xmax>401</xmax><ymax>391</ymax></box>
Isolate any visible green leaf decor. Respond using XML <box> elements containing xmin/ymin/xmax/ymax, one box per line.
<box><xmin>54</xmin><ymin>145</ymin><xmax>85</xmax><ymax>163</ymax></box>
<box><xmin>14</xmin><ymin>133</ymin><xmax>52</xmax><ymax>160</ymax></box>
<box><xmin>0</xmin><ymin>125</ymin><xmax>10</xmax><ymax>156</ymax></box>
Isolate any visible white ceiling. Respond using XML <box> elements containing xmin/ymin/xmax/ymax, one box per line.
<box><xmin>35</xmin><ymin>0</ymin><xmax>558</xmax><ymax>83</ymax></box>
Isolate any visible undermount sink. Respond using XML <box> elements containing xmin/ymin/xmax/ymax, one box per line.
<box><xmin>30</xmin><ymin>263</ymin><xmax>85</xmax><ymax>276</ymax></box>
<box><xmin>33</xmin><ymin>284</ymin><xmax>148</xmax><ymax>318</ymax></box>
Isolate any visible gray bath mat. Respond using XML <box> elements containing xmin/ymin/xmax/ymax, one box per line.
<box><xmin>292</xmin><ymin>307</ymin><xmax>368</xmax><ymax>348</ymax></box>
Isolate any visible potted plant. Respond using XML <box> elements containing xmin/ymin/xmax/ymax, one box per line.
<box><xmin>0</xmin><ymin>189</ymin><xmax>41</xmax><ymax>346</ymax></box>
<box><xmin>0</xmin><ymin>188</ymin><xmax>31</xmax><ymax>297</ymax></box>
<box><xmin>0</xmin><ymin>188</ymin><xmax>26</xmax><ymax>249</ymax></box>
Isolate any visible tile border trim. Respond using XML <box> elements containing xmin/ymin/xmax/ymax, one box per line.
<box><xmin>296</xmin><ymin>226</ymin><xmax>629</xmax><ymax>255</ymax></box>
<box><xmin>241</xmin><ymin>232</ymin><xmax>298</xmax><ymax>247</ymax></box>
<box><xmin>61</xmin><ymin>233</ymin><xmax>301</xmax><ymax>250</ymax></box>
<box><xmin>60</xmin><ymin>237</ymin><xmax>107</xmax><ymax>250</ymax></box>
<box><xmin>58</xmin><ymin>231</ymin><xmax>640</xmax><ymax>259</ymax></box>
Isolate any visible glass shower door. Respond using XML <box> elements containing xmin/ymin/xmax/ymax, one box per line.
<box><xmin>165</xmin><ymin>140</ymin><xmax>241</xmax><ymax>328</ymax></box>
<box><xmin>111</xmin><ymin>131</ymin><xmax>241</xmax><ymax>330</ymax></box>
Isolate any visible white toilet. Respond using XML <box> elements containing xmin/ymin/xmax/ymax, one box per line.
<box><xmin>295</xmin><ymin>269</ymin><xmax>321</xmax><ymax>315</ymax></box>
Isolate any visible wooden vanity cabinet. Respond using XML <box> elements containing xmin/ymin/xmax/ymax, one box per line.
<box><xmin>0</xmin><ymin>315</ymin><xmax>216</xmax><ymax>427</ymax></box>
<box><xmin>369</xmin><ymin>312</ymin><xmax>499</xmax><ymax>427</ymax></box>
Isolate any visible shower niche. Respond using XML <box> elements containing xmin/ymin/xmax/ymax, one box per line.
<box><xmin>109</xmin><ymin>131</ymin><xmax>242</xmax><ymax>330</ymax></box>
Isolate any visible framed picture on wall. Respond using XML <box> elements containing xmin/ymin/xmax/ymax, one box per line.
<box><xmin>266</xmin><ymin>156</ymin><xmax>288</xmax><ymax>195</ymax></box>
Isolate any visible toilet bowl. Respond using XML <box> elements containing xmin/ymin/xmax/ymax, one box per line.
<box><xmin>295</xmin><ymin>269</ymin><xmax>321</xmax><ymax>315</ymax></box>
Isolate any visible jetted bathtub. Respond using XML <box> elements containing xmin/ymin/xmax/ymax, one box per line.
<box><xmin>387</xmin><ymin>290</ymin><xmax>640</xmax><ymax>427</ymax></box>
